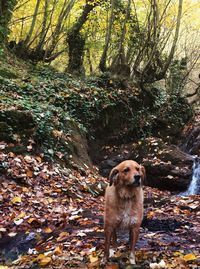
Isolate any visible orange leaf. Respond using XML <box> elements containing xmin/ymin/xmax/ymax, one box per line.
<box><xmin>54</xmin><ymin>245</ymin><xmax>63</xmax><ymax>255</ymax></box>
<box><xmin>26</xmin><ymin>170</ymin><xmax>33</xmax><ymax>177</ymax></box>
<box><xmin>183</xmin><ymin>253</ymin><xmax>197</xmax><ymax>261</ymax></box>
<box><xmin>105</xmin><ymin>263</ymin><xmax>119</xmax><ymax>269</ymax></box>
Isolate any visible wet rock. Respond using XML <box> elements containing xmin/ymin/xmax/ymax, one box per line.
<box><xmin>99</xmin><ymin>137</ymin><xmax>193</xmax><ymax>191</ymax></box>
<box><xmin>0</xmin><ymin>232</ymin><xmax>37</xmax><ymax>261</ymax></box>
<box><xmin>141</xmin><ymin>217</ymin><xmax>191</xmax><ymax>232</ymax></box>
<box><xmin>99</xmin><ymin>155</ymin><xmax>129</xmax><ymax>177</ymax></box>
<box><xmin>180</xmin><ymin>115</ymin><xmax>200</xmax><ymax>155</ymax></box>
<box><xmin>131</xmin><ymin>137</ymin><xmax>193</xmax><ymax>191</ymax></box>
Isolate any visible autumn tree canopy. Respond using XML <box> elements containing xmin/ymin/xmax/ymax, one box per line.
<box><xmin>0</xmin><ymin>0</ymin><xmax>199</xmax><ymax>89</ymax></box>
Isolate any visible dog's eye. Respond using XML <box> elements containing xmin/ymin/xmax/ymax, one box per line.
<box><xmin>123</xmin><ymin>167</ymin><xmax>130</xmax><ymax>173</ymax></box>
<box><xmin>136</xmin><ymin>167</ymin><xmax>140</xmax><ymax>171</ymax></box>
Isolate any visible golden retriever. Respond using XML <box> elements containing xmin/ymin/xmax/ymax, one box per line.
<box><xmin>104</xmin><ymin>160</ymin><xmax>145</xmax><ymax>264</ymax></box>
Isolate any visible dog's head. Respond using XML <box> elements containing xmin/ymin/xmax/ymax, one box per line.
<box><xmin>109</xmin><ymin>160</ymin><xmax>146</xmax><ymax>187</ymax></box>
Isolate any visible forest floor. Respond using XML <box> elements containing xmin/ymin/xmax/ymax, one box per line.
<box><xmin>0</xmin><ymin>144</ymin><xmax>200</xmax><ymax>269</ymax></box>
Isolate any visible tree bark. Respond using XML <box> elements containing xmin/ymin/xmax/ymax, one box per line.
<box><xmin>67</xmin><ymin>1</ymin><xmax>99</xmax><ymax>74</ymax></box>
<box><xmin>110</xmin><ymin>0</ymin><xmax>131</xmax><ymax>77</ymax></box>
<box><xmin>24</xmin><ymin>0</ymin><xmax>41</xmax><ymax>47</ymax></box>
<box><xmin>0</xmin><ymin>0</ymin><xmax>17</xmax><ymax>43</ymax></box>
<box><xmin>99</xmin><ymin>0</ymin><xmax>115</xmax><ymax>72</ymax></box>
<box><xmin>156</xmin><ymin>0</ymin><xmax>183</xmax><ymax>80</ymax></box>
<box><xmin>46</xmin><ymin>0</ymin><xmax>76</xmax><ymax>57</ymax></box>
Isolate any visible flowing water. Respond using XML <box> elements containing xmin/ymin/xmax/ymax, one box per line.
<box><xmin>184</xmin><ymin>157</ymin><xmax>200</xmax><ymax>195</ymax></box>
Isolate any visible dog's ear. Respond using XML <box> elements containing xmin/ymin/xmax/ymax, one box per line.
<box><xmin>140</xmin><ymin>165</ymin><xmax>146</xmax><ymax>185</ymax></box>
<box><xmin>109</xmin><ymin>168</ymin><xmax>119</xmax><ymax>186</ymax></box>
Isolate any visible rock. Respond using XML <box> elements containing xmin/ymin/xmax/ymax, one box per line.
<box><xmin>179</xmin><ymin>115</ymin><xmax>200</xmax><ymax>155</ymax></box>
<box><xmin>99</xmin><ymin>137</ymin><xmax>193</xmax><ymax>192</ymax></box>
<box><xmin>131</xmin><ymin>137</ymin><xmax>193</xmax><ymax>191</ymax></box>
<box><xmin>0</xmin><ymin>110</ymin><xmax>36</xmax><ymax>143</ymax></box>
<box><xmin>0</xmin><ymin>110</ymin><xmax>93</xmax><ymax>170</ymax></box>
<box><xmin>99</xmin><ymin>156</ymin><xmax>129</xmax><ymax>177</ymax></box>
<box><xmin>0</xmin><ymin>122</ymin><xmax>13</xmax><ymax>141</ymax></box>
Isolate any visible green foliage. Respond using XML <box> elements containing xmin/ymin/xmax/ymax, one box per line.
<box><xmin>168</xmin><ymin>58</ymin><xmax>187</xmax><ymax>94</ymax></box>
<box><xmin>0</xmin><ymin>57</ymin><xmax>193</xmax><ymax>159</ymax></box>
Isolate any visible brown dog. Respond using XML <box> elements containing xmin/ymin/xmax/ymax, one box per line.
<box><xmin>104</xmin><ymin>160</ymin><xmax>145</xmax><ymax>264</ymax></box>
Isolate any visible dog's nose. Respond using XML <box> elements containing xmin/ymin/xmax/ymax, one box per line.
<box><xmin>134</xmin><ymin>175</ymin><xmax>141</xmax><ymax>183</ymax></box>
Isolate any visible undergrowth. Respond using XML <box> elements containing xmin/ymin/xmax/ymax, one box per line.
<box><xmin>0</xmin><ymin>55</ymin><xmax>193</xmax><ymax>162</ymax></box>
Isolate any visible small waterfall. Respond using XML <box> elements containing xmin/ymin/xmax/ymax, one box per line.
<box><xmin>185</xmin><ymin>157</ymin><xmax>200</xmax><ymax>195</ymax></box>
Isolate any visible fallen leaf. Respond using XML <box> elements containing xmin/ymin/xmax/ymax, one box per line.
<box><xmin>89</xmin><ymin>252</ymin><xmax>99</xmax><ymax>263</ymax></box>
<box><xmin>39</xmin><ymin>257</ymin><xmax>51</xmax><ymax>267</ymax></box>
<box><xmin>11</xmin><ymin>196</ymin><xmax>22</xmax><ymax>204</ymax></box>
<box><xmin>105</xmin><ymin>264</ymin><xmax>119</xmax><ymax>269</ymax></box>
<box><xmin>57</xmin><ymin>231</ymin><xmax>69</xmax><ymax>242</ymax></box>
<box><xmin>44</xmin><ymin>227</ymin><xmax>53</xmax><ymax>233</ymax></box>
<box><xmin>183</xmin><ymin>253</ymin><xmax>196</xmax><ymax>261</ymax></box>
<box><xmin>26</xmin><ymin>169</ymin><xmax>33</xmax><ymax>177</ymax></box>
<box><xmin>54</xmin><ymin>245</ymin><xmax>63</xmax><ymax>255</ymax></box>
<box><xmin>24</xmin><ymin>155</ymin><xmax>33</xmax><ymax>163</ymax></box>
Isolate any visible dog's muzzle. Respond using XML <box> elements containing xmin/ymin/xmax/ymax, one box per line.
<box><xmin>129</xmin><ymin>175</ymin><xmax>141</xmax><ymax>187</ymax></box>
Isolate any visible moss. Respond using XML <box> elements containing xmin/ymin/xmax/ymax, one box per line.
<box><xmin>0</xmin><ymin>68</ymin><xmax>18</xmax><ymax>79</ymax></box>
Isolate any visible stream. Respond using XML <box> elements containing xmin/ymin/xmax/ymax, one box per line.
<box><xmin>182</xmin><ymin>157</ymin><xmax>200</xmax><ymax>196</ymax></box>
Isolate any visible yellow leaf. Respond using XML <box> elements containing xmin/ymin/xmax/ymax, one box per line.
<box><xmin>36</xmin><ymin>156</ymin><xmax>42</xmax><ymax>163</ymax></box>
<box><xmin>0</xmin><ymin>266</ymin><xmax>10</xmax><ymax>269</ymax></box>
<box><xmin>11</xmin><ymin>196</ymin><xmax>21</xmax><ymax>204</ymax></box>
<box><xmin>16</xmin><ymin>212</ymin><xmax>26</xmax><ymax>219</ymax></box>
<box><xmin>39</xmin><ymin>257</ymin><xmax>51</xmax><ymax>267</ymax></box>
<box><xmin>173</xmin><ymin>251</ymin><xmax>183</xmax><ymax>257</ymax></box>
<box><xmin>44</xmin><ymin>227</ymin><xmax>53</xmax><ymax>233</ymax></box>
<box><xmin>57</xmin><ymin>231</ymin><xmax>69</xmax><ymax>242</ymax></box>
<box><xmin>34</xmin><ymin>254</ymin><xmax>45</xmax><ymax>261</ymax></box>
<box><xmin>89</xmin><ymin>252</ymin><xmax>99</xmax><ymax>263</ymax></box>
<box><xmin>183</xmin><ymin>253</ymin><xmax>196</xmax><ymax>261</ymax></box>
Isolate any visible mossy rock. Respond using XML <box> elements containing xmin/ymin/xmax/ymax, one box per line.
<box><xmin>0</xmin><ymin>122</ymin><xmax>13</xmax><ymax>141</ymax></box>
<box><xmin>0</xmin><ymin>110</ymin><xmax>36</xmax><ymax>131</ymax></box>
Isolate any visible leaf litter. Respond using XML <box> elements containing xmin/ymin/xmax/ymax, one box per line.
<box><xmin>0</xmin><ymin>146</ymin><xmax>199</xmax><ymax>268</ymax></box>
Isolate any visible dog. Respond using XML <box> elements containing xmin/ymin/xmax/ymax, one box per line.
<box><xmin>104</xmin><ymin>160</ymin><xmax>145</xmax><ymax>264</ymax></box>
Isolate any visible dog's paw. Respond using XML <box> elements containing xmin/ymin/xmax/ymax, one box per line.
<box><xmin>129</xmin><ymin>253</ymin><xmax>136</xmax><ymax>264</ymax></box>
<box><xmin>101</xmin><ymin>257</ymin><xmax>107</xmax><ymax>266</ymax></box>
<box><xmin>109</xmin><ymin>248</ymin><xmax>116</xmax><ymax>258</ymax></box>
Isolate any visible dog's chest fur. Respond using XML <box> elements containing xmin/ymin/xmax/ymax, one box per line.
<box><xmin>117</xmin><ymin>199</ymin><xmax>139</xmax><ymax>229</ymax></box>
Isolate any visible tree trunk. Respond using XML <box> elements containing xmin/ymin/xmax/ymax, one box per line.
<box><xmin>99</xmin><ymin>0</ymin><xmax>115</xmax><ymax>72</ymax></box>
<box><xmin>46</xmin><ymin>0</ymin><xmax>76</xmax><ymax>57</ymax></box>
<box><xmin>24</xmin><ymin>0</ymin><xmax>41</xmax><ymax>47</ymax></box>
<box><xmin>0</xmin><ymin>0</ymin><xmax>17</xmax><ymax>43</ymax></box>
<box><xmin>67</xmin><ymin>1</ymin><xmax>99</xmax><ymax>75</ymax></box>
<box><xmin>110</xmin><ymin>0</ymin><xmax>131</xmax><ymax>78</ymax></box>
<box><xmin>154</xmin><ymin>0</ymin><xmax>183</xmax><ymax>81</ymax></box>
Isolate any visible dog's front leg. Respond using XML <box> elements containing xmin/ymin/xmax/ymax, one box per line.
<box><xmin>104</xmin><ymin>227</ymin><xmax>113</xmax><ymax>261</ymax></box>
<box><xmin>112</xmin><ymin>229</ymin><xmax>117</xmax><ymax>248</ymax></box>
<box><xmin>129</xmin><ymin>226</ymin><xmax>139</xmax><ymax>264</ymax></box>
